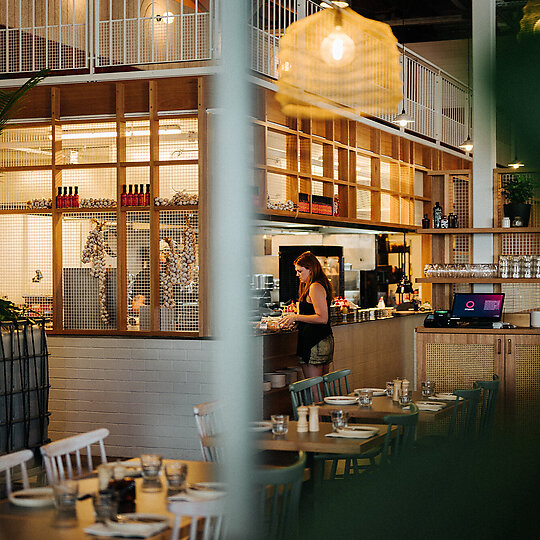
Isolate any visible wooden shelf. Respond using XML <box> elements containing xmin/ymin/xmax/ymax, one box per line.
<box><xmin>416</xmin><ymin>227</ymin><xmax>540</xmax><ymax>234</ymax></box>
<box><xmin>0</xmin><ymin>208</ymin><xmax>52</xmax><ymax>214</ymax></box>
<box><xmin>417</xmin><ymin>277</ymin><xmax>540</xmax><ymax>283</ymax></box>
<box><xmin>58</xmin><ymin>206</ymin><xmax>117</xmax><ymax>213</ymax></box>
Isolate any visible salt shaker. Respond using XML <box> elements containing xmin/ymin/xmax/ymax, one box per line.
<box><xmin>297</xmin><ymin>406</ymin><xmax>309</xmax><ymax>433</ymax></box>
<box><xmin>308</xmin><ymin>406</ymin><xmax>320</xmax><ymax>432</ymax></box>
<box><xmin>401</xmin><ymin>378</ymin><xmax>410</xmax><ymax>394</ymax></box>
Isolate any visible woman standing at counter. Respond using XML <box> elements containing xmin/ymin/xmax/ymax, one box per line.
<box><xmin>281</xmin><ymin>252</ymin><xmax>334</xmax><ymax>386</ymax></box>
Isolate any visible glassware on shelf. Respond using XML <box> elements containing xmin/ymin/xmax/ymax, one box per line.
<box><xmin>499</xmin><ymin>255</ymin><xmax>510</xmax><ymax>278</ymax></box>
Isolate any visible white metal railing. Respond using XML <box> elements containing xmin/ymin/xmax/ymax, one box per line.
<box><xmin>0</xmin><ymin>1</ymin><xmax>469</xmax><ymax>150</ymax></box>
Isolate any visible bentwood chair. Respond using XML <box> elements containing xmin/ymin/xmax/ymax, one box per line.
<box><xmin>254</xmin><ymin>451</ymin><xmax>306</xmax><ymax>540</ymax></box>
<box><xmin>323</xmin><ymin>369</ymin><xmax>351</xmax><ymax>397</ymax></box>
<box><xmin>193</xmin><ymin>401</ymin><xmax>223</xmax><ymax>462</ymax></box>
<box><xmin>289</xmin><ymin>377</ymin><xmax>324</xmax><ymax>420</ymax></box>
<box><xmin>40</xmin><ymin>428</ymin><xmax>109</xmax><ymax>484</ymax></box>
<box><xmin>380</xmin><ymin>403</ymin><xmax>419</xmax><ymax>466</ymax></box>
<box><xmin>473</xmin><ymin>375</ymin><xmax>500</xmax><ymax>437</ymax></box>
<box><xmin>448</xmin><ymin>388</ymin><xmax>481</xmax><ymax>439</ymax></box>
<box><xmin>0</xmin><ymin>449</ymin><xmax>33</xmax><ymax>495</ymax></box>
<box><xmin>168</xmin><ymin>495</ymin><xmax>226</xmax><ymax>540</ymax></box>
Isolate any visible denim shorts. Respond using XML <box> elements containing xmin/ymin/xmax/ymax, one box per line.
<box><xmin>299</xmin><ymin>334</ymin><xmax>334</xmax><ymax>366</ymax></box>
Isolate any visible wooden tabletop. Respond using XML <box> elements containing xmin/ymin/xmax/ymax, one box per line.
<box><xmin>0</xmin><ymin>459</ymin><xmax>215</xmax><ymax>540</ymax></box>
<box><xmin>252</xmin><ymin>421</ymin><xmax>395</xmax><ymax>454</ymax></box>
<box><xmin>316</xmin><ymin>392</ymin><xmax>455</xmax><ymax>424</ymax></box>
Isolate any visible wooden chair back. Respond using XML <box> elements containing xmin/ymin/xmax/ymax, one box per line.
<box><xmin>168</xmin><ymin>495</ymin><xmax>226</xmax><ymax>540</ymax></box>
<box><xmin>473</xmin><ymin>375</ymin><xmax>500</xmax><ymax>437</ymax></box>
<box><xmin>193</xmin><ymin>401</ymin><xmax>223</xmax><ymax>462</ymax></box>
<box><xmin>448</xmin><ymin>388</ymin><xmax>481</xmax><ymax>438</ymax></box>
<box><xmin>40</xmin><ymin>428</ymin><xmax>109</xmax><ymax>484</ymax></box>
<box><xmin>254</xmin><ymin>451</ymin><xmax>306</xmax><ymax>540</ymax></box>
<box><xmin>381</xmin><ymin>403</ymin><xmax>419</xmax><ymax>465</ymax></box>
<box><xmin>0</xmin><ymin>449</ymin><xmax>33</xmax><ymax>495</ymax></box>
<box><xmin>323</xmin><ymin>369</ymin><xmax>351</xmax><ymax>397</ymax></box>
<box><xmin>289</xmin><ymin>377</ymin><xmax>324</xmax><ymax>420</ymax></box>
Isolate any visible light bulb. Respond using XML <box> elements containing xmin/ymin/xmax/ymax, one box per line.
<box><xmin>320</xmin><ymin>26</ymin><xmax>355</xmax><ymax>66</ymax></box>
<box><xmin>459</xmin><ymin>137</ymin><xmax>474</xmax><ymax>152</ymax></box>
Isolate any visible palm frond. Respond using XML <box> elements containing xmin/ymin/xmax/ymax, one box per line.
<box><xmin>0</xmin><ymin>68</ymin><xmax>50</xmax><ymax>131</ymax></box>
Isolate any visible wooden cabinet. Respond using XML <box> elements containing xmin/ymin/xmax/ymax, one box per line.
<box><xmin>416</xmin><ymin>328</ymin><xmax>540</xmax><ymax>429</ymax></box>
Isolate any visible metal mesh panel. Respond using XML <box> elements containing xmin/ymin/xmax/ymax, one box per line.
<box><xmin>62</xmin><ymin>212</ymin><xmax>117</xmax><ymax>330</ymax></box>
<box><xmin>356</xmin><ymin>190</ymin><xmax>371</xmax><ymax>220</ymax></box>
<box><xmin>159</xmin><ymin>118</ymin><xmax>198</xmax><ymax>161</ymax></box>
<box><xmin>452</xmin><ymin>234</ymin><xmax>470</xmax><ymax>264</ymax></box>
<box><xmin>356</xmin><ymin>154</ymin><xmax>371</xmax><ymax>186</ymax></box>
<box><xmin>425</xmin><ymin>343</ymin><xmax>495</xmax><ymax>393</ymax></box>
<box><xmin>125</xmin><ymin>120</ymin><xmax>150</xmax><ymax>162</ymax></box>
<box><xmin>451</xmin><ymin>175</ymin><xmax>470</xmax><ymax>227</ymax></box>
<box><xmin>380</xmin><ymin>192</ymin><xmax>391</xmax><ymax>222</ymax></box>
<box><xmin>0</xmin><ymin>170</ymin><xmax>51</xmax><ymax>210</ymax></box>
<box><xmin>501</xmin><ymin>233</ymin><xmax>540</xmax><ymax>256</ymax></box>
<box><xmin>0</xmin><ymin>125</ymin><xmax>52</xmax><ymax>167</ymax></box>
<box><xmin>380</xmin><ymin>161</ymin><xmax>390</xmax><ymax>190</ymax></box>
<box><xmin>0</xmin><ymin>214</ymin><xmax>52</xmax><ymax>318</ymax></box>
<box><xmin>60</xmin><ymin>123</ymin><xmax>117</xmax><ymax>164</ymax></box>
<box><xmin>514</xmin><ymin>345</ymin><xmax>540</xmax><ymax>431</ymax></box>
<box><xmin>501</xmin><ymin>283</ymin><xmax>540</xmax><ymax>313</ymax></box>
<box><xmin>126</xmin><ymin>211</ymin><xmax>151</xmax><ymax>331</ymax></box>
<box><xmin>61</xmin><ymin>168</ymin><xmax>116</xmax><ymax>205</ymax></box>
<box><xmin>159</xmin><ymin>210</ymin><xmax>199</xmax><ymax>332</ymax></box>
<box><xmin>311</xmin><ymin>142</ymin><xmax>323</xmax><ymax>176</ymax></box>
<box><xmin>159</xmin><ymin>164</ymin><xmax>198</xmax><ymax>200</ymax></box>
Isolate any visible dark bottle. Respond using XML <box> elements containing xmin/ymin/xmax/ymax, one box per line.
<box><xmin>56</xmin><ymin>186</ymin><xmax>64</xmax><ymax>208</ymax></box>
<box><xmin>73</xmin><ymin>186</ymin><xmax>79</xmax><ymax>208</ymax></box>
<box><xmin>422</xmin><ymin>214</ymin><xmax>430</xmax><ymax>229</ymax></box>
<box><xmin>127</xmin><ymin>184</ymin><xmax>133</xmax><ymax>206</ymax></box>
<box><xmin>138</xmin><ymin>184</ymin><xmax>145</xmax><ymax>206</ymax></box>
<box><xmin>448</xmin><ymin>212</ymin><xmax>458</xmax><ymax>228</ymax></box>
<box><xmin>63</xmin><ymin>186</ymin><xmax>69</xmax><ymax>208</ymax></box>
<box><xmin>433</xmin><ymin>201</ymin><xmax>443</xmax><ymax>228</ymax></box>
<box><xmin>121</xmin><ymin>184</ymin><xmax>128</xmax><ymax>207</ymax></box>
<box><xmin>133</xmin><ymin>184</ymin><xmax>139</xmax><ymax>206</ymax></box>
<box><xmin>145</xmin><ymin>184</ymin><xmax>150</xmax><ymax>206</ymax></box>
<box><xmin>108</xmin><ymin>478</ymin><xmax>136</xmax><ymax>514</ymax></box>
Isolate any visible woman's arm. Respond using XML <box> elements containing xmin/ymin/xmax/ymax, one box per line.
<box><xmin>281</xmin><ymin>282</ymin><xmax>329</xmax><ymax>328</ymax></box>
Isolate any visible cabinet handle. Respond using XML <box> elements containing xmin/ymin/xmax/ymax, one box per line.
<box><xmin>497</xmin><ymin>339</ymin><xmax>501</xmax><ymax>354</ymax></box>
<box><xmin>507</xmin><ymin>339</ymin><xmax>512</xmax><ymax>355</ymax></box>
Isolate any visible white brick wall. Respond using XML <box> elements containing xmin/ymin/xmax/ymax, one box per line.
<box><xmin>47</xmin><ymin>336</ymin><xmax>218</xmax><ymax>460</ymax></box>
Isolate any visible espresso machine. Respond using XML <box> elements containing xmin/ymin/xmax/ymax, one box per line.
<box><xmin>251</xmin><ymin>274</ymin><xmax>277</xmax><ymax>318</ymax></box>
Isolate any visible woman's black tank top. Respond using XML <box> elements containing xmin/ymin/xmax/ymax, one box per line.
<box><xmin>296</xmin><ymin>294</ymin><xmax>332</xmax><ymax>362</ymax></box>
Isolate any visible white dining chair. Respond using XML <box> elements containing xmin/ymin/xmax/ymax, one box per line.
<box><xmin>193</xmin><ymin>402</ymin><xmax>223</xmax><ymax>462</ymax></box>
<box><xmin>168</xmin><ymin>496</ymin><xmax>226</xmax><ymax>540</ymax></box>
<box><xmin>40</xmin><ymin>428</ymin><xmax>109</xmax><ymax>484</ymax></box>
<box><xmin>0</xmin><ymin>449</ymin><xmax>34</xmax><ymax>495</ymax></box>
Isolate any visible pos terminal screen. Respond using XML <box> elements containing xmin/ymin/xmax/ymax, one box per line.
<box><xmin>451</xmin><ymin>293</ymin><xmax>505</xmax><ymax>321</ymax></box>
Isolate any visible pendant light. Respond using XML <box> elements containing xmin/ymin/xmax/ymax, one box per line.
<box><xmin>459</xmin><ymin>39</ymin><xmax>473</xmax><ymax>152</ymax></box>
<box><xmin>276</xmin><ymin>2</ymin><xmax>402</xmax><ymax>119</ymax></box>
<box><xmin>393</xmin><ymin>44</ymin><xmax>414</xmax><ymax>127</ymax></box>
<box><xmin>508</xmin><ymin>154</ymin><xmax>525</xmax><ymax>169</ymax></box>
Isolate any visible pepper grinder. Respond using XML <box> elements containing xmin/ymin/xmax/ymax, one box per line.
<box><xmin>297</xmin><ymin>406</ymin><xmax>309</xmax><ymax>433</ymax></box>
<box><xmin>392</xmin><ymin>378</ymin><xmax>402</xmax><ymax>403</ymax></box>
<box><xmin>308</xmin><ymin>405</ymin><xmax>320</xmax><ymax>432</ymax></box>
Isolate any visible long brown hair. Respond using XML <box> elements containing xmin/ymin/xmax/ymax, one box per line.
<box><xmin>294</xmin><ymin>251</ymin><xmax>333</xmax><ymax>302</ymax></box>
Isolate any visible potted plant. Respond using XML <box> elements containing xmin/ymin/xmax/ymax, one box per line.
<box><xmin>501</xmin><ymin>174</ymin><xmax>535</xmax><ymax>226</ymax></box>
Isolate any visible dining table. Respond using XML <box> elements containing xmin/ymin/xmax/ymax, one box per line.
<box><xmin>317</xmin><ymin>391</ymin><xmax>457</xmax><ymax>424</ymax></box>
<box><xmin>0</xmin><ymin>459</ymin><xmax>215</xmax><ymax>540</ymax></box>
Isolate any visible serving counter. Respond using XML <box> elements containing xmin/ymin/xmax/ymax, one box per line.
<box><xmin>259</xmin><ymin>312</ymin><xmax>426</xmax><ymax>417</ymax></box>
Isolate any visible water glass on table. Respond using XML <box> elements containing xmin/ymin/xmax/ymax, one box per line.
<box><xmin>52</xmin><ymin>479</ymin><xmax>79</xmax><ymax>512</ymax></box>
<box><xmin>91</xmin><ymin>489</ymin><xmax>117</xmax><ymax>523</ymax></box>
<box><xmin>330</xmin><ymin>410</ymin><xmax>349</xmax><ymax>431</ymax></box>
<box><xmin>140</xmin><ymin>454</ymin><xmax>163</xmax><ymax>491</ymax></box>
<box><xmin>399</xmin><ymin>390</ymin><xmax>413</xmax><ymax>406</ymax></box>
<box><xmin>271</xmin><ymin>414</ymin><xmax>289</xmax><ymax>435</ymax></box>
<box><xmin>385</xmin><ymin>381</ymin><xmax>394</xmax><ymax>397</ymax></box>
<box><xmin>358</xmin><ymin>389</ymin><xmax>373</xmax><ymax>407</ymax></box>
<box><xmin>165</xmin><ymin>462</ymin><xmax>188</xmax><ymax>492</ymax></box>
<box><xmin>421</xmin><ymin>381</ymin><xmax>435</xmax><ymax>398</ymax></box>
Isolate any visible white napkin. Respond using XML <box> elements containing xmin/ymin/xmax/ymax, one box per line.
<box><xmin>429</xmin><ymin>394</ymin><xmax>458</xmax><ymax>401</ymax></box>
<box><xmin>416</xmin><ymin>402</ymin><xmax>445</xmax><ymax>411</ymax></box>
<box><xmin>84</xmin><ymin>521</ymin><xmax>169</xmax><ymax>538</ymax></box>
<box><xmin>325</xmin><ymin>429</ymin><xmax>378</xmax><ymax>439</ymax></box>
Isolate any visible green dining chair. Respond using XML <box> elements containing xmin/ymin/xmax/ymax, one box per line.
<box><xmin>253</xmin><ymin>451</ymin><xmax>306</xmax><ymax>540</ymax></box>
<box><xmin>380</xmin><ymin>403</ymin><xmax>419</xmax><ymax>466</ymax></box>
<box><xmin>289</xmin><ymin>377</ymin><xmax>324</xmax><ymax>420</ymax></box>
<box><xmin>323</xmin><ymin>369</ymin><xmax>351</xmax><ymax>397</ymax></box>
<box><xmin>448</xmin><ymin>387</ymin><xmax>481</xmax><ymax>438</ymax></box>
<box><xmin>473</xmin><ymin>374</ymin><xmax>500</xmax><ymax>437</ymax></box>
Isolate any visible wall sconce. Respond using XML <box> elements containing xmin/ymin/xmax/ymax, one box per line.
<box><xmin>156</xmin><ymin>11</ymin><xmax>174</xmax><ymax>24</ymax></box>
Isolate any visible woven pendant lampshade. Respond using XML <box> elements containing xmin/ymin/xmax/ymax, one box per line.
<box><xmin>520</xmin><ymin>1</ymin><xmax>540</xmax><ymax>35</ymax></box>
<box><xmin>276</xmin><ymin>7</ymin><xmax>402</xmax><ymax>119</ymax></box>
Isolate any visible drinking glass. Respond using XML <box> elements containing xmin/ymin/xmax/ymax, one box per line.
<box><xmin>140</xmin><ymin>454</ymin><xmax>163</xmax><ymax>481</ymax></box>
<box><xmin>91</xmin><ymin>489</ymin><xmax>117</xmax><ymax>523</ymax></box>
<box><xmin>52</xmin><ymin>480</ymin><xmax>79</xmax><ymax>512</ymax></box>
<box><xmin>330</xmin><ymin>410</ymin><xmax>349</xmax><ymax>431</ymax></box>
<box><xmin>421</xmin><ymin>381</ymin><xmax>435</xmax><ymax>398</ymax></box>
<box><xmin>358</xmin><ymin>389</ymin><xmax>373</xmax><ymax>407</ymax></box>
<box><xmin>271</xmin><ymin>414</ymin><xmax>289</xmax><ymax>435</ymax></box>
<box><xmin>399</xmin><ymin>390</ymin><xmax>413</xmax><ymax>406</ymax></box>
<box><xmin>165</xmin><ymin>462</ymin><xmax>188</xmax><ymax>492</ymax></box>
<box><xmin>385</xmin><ymin>381</ymin><xmax>394</xmax><ymax>397</ymax></box>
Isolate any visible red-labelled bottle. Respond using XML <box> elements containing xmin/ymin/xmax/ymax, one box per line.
<box><xmin>67</xmin><ymin>186</ymin><xmax>73</xmax><ymax>208</ymax></box>
<box><xmin>133</xmin><ymin>184</ymin><xmax>139</xmax><ymax>206</ymax></box>
<box><xmin>121</xmin><ymin>185</ymin><xmax>128</xmax><ymax>207</ymax></box>
<box><xmin>73</xmin><ymin>186</ymin><xmax>79</xmax><ymax>208</ymax></box>
<box><xmin>56</xmin><ymin>186</ymin><xmax>64</xmax><ymax>208</ymax></box>
<box><xmin>127</xmin><ymin>184</ymin><xmax>133</xmax><ymax>206</ymax></box>
<box><xmin>63</xmin><ymin>187</ymin><xmax>69</xmax><ymax>208</ymax></box>
<box><xmin>138</xmin><ymin>184</ymin><xmax>145</xmax><ymax>206</ymax></box>
<box><xmin>145</xmin><ymin>184</ymin><xmax>150</xmax><ymax>206</ymax></box>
